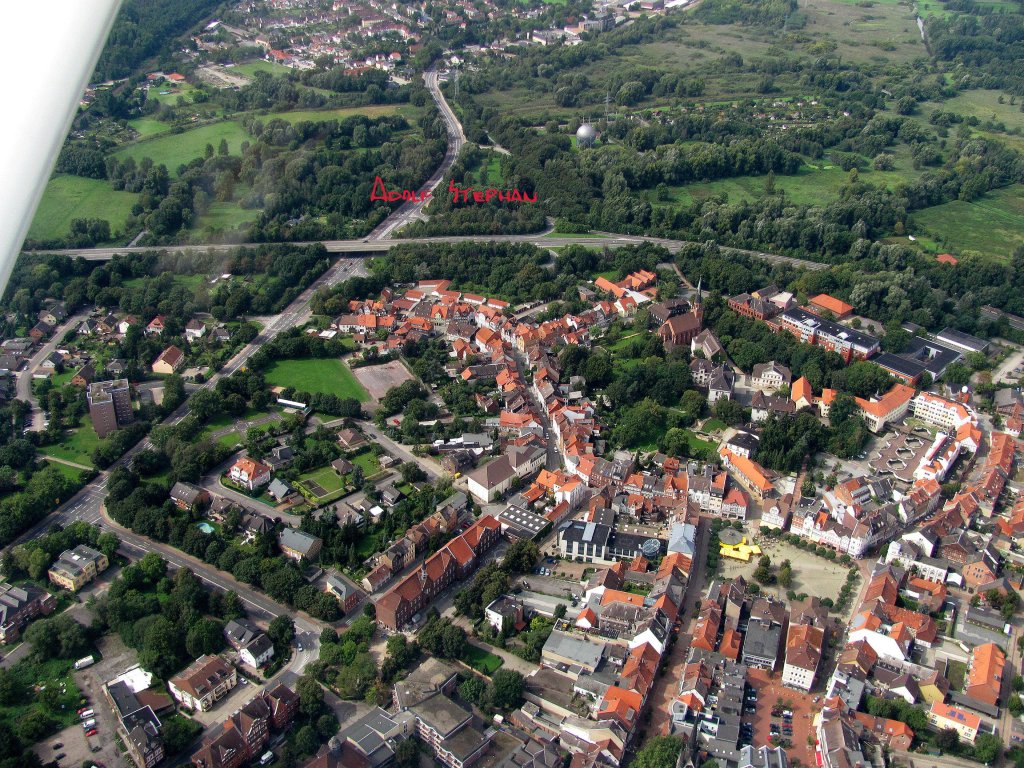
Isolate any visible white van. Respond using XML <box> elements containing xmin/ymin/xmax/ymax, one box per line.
<box><xmin>259</xmin><ymin>751</ymin><xmax>274</xmax><ymax>765</ymax></box>
<box><xmin>79</xmin><ymin>710</ymin><xmax>94</xmax><ymax>720</ymax></box>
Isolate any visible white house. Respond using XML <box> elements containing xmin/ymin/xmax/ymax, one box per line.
<box><xmin>781</xmin><ymin>624</ymin><xmax>823</xmax><ymax>691</ymax></box>
<box><xmin>185</xmin><ymin>319</ymin><xmax>207</xmax><ymax>342</ymax></box>
<box><xmin>240</xmin><ymin>634</ymin><xmax>275</xmax><ymax>668</ymax></box>
<box><xmin>229</xmin><ymin>457</ymin><xmax>272</xmax><ymax>491</ymax></box>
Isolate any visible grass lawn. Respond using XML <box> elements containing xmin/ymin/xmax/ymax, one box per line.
<box><xmin>643</xmin><ymin>157</ymin><xmax>922</xmax><ymax>210</ymax></box>
<box><xmin>946</xmin><ymin>659</ymin><xmax>967</xmax><ymax>690</ymax></box>
<box><xmin>37</xmin><ymin>371</ymin><xmax>74</xmax><ymax>391</ymax></box>
<box><xmin>128</xmin><ymin>117</ymin><xmax>175</xmax><ymax>138</ymax></box>
<box><xmin>47</xmin><ymin>461</ymin><xmax>89</xmax><ymax>483</ymax></box>
<box><xmin>352</xmin><ymin>451</ymin><xmax>381</xmax><ymax>477</ymax></box>
<box><xmin>196</xmin><ymin>202</ymin><xmax>261</xmax><ymax>231</ymax></box>
<box><xmin>682</xmin><ymin>429</ymin><xmax>718</xmax><ymax>454</ymax></box>
<box><xmin>702</xmin><ymin>418</ymin><xmax>728</xmax><ymax>433</ymax></box>
<box><xmin>217</xmin><ymin>432</ymin><xmax>242</xmax><ymax>449</ymax></box>
<box><xmin>299</xmin><ymin>465</ymin><xmax>346</xmax><ymax>494</ymax></box>
<box><xmin>28</xmin><ymin>175</ymin><xmax>138</xmax><ymax>242</ymax></box>
<box><xmin>910</xmin><ymin>184</ymin><xmax>1024</xmax><ymax>261</ymax></box>
<box><xmin>938</xmin><ymin>89</ymin><xmax>1024</xmax><ymax>132</ymax></box>
<box><xmin>113</xmin><ymin>121</ymin><xmax>252</xmax><ymax>175</ymax></box>
<box><xmin>464</xmin><ymin>645</ymin><xmax>504</xmax><ymax>675</ymax></box>
<box><xmin>232</xmin><ymin>60</ymin><xmax>292</xmax><ymax>78</ymax></box>
<box><xmin>353</xmin><ymin>531</ymin><xmax>384</xmax><ymax>561</ymax></box>
<box><xmin>38</xmin><ymin>416</ymin><xmax>103</xmax><ymax>468</ymax></box>
<box><xmin>264</xmin><ymin>357</ymin><xmax>370</xmax><ymax>402</ymax></box>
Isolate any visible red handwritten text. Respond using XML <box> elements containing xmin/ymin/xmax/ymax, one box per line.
<box><xmin>448</xmin><ymin>179</ymin><xmax>538</xmax><ymax>204</ymax></box>
<box><xmin>370</xmin><ymin>176</ymin><xmax>432</xmax><ymax>203</ymax></box>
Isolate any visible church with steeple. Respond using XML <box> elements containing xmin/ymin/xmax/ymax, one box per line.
<box><xmin>657</xmin><ymin>278</ymin><xmax>704</xmax><ymax>351</ymax></box>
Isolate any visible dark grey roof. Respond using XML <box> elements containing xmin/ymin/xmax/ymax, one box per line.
<box><xmin>742</xmin><ymin>622</ymin><xmax>782</xmax><ymax>664</ymax></box>
<box><xmin>560</xmin><ymin>520</ymin><xmax>611</xmax><ymax>549</ymax></box>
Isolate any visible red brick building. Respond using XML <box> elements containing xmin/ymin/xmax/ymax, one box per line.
<box><xmin>191</xmin><ymin>684</ymin><xmax>297</xmax><ymax>768</ymax></box>
<box><xmin>376</xmin><ymin>516</ymin><xmax>501</xmax><ymax>630</ymax></box>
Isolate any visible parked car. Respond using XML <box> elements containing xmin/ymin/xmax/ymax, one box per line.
<box><xmin>52</xmin><ymin>744</ymin><xmax>63</xmax><ymax>750</ymax></box>
<box><xmin>86</xmin><ymin>729</ymin><xmax>98</xmax><ymax>738</ymax></box>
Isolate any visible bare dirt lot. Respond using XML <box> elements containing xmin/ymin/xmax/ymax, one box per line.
<box><xmin>717</xmin><ymin>537</ymin><xmax>856</xmax><ymax>620</ymax></box>
<box><xmin>352</xmin><ymin>360</ymin><xmax>416</xmax><ymax>401</ymax></box>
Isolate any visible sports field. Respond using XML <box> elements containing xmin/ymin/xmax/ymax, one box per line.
<box><xmin>28</xmin><ymin>176</ymin><xmax>138</xmax><ymax>242</ymax></box>
<box><xmin>911</xmin><ymin>184</ymin><xmax>1024</xmax><ymax>262</ymax></box>
<box><xmin>352</xmin><ymin>360</ymin><xmax>415</xmax><ymax>401</ymax></box>
<box><xmin>264</xmin><ymin>357</ymin><xmax>370</xmax><ymax>402</ymax></box>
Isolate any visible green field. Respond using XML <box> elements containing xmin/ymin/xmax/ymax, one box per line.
<box><xmin>644</xmin><ymin>156</ymin><xmax>922</xmax><ymax>209</ymax></box>
<box><xmin>267</xmin><ymin>105</ymin><xmax>404</xmax><ymax>125</ymax></box>
<box><xmin>910</xmin><ymin>185</ymin><xmax>1024</xmax><ymax>261</ymax></box>
<box><xmin>124</xmin><ymin>273</ymin><xmax>207</xmax><ymax>290</ymax></box>
<box><xmin>264</xmin><ymin>357</ymin><xmax>370</xmax><ymax>402</ymax></box>
<box><xmin>937</xmin><ymin>89</ymin><xmax>1024</xmax><ymax>131</ymax></box>
<box><xmin>112</xmin><ymin>121</ymin><xmax>252</xmax><ymax>175</ymax></box>
<box><xmin>463</xmin><ymin>645</ymin><xmax>504</xmax><ymax>675</ymax></box>
<box><xmin>39</xmin><ymin>416</ymin><xmax>103</xmax><ymax>468</ymax></box>
<box><xmin>0</xmin><ymin>657</ymin><xmax>83</xmax><ymax>737</ymax></box>
<box><xmin>28</xmin><ymin>175</ymin><xmax>138</xmax><ymax>242</ymax></box>
<box><xmin>232</xmin><ymin>60</ymin><xmax>292</xmax><ymax>78</ymax></box>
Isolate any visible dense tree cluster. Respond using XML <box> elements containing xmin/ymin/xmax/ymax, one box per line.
<box><xmin>4</xmin><ymin>522</ymin><xmax>118</xmax><ymax>581</ymax></box>
<box><xmin>92</xmin><ymin>0</ymin><xmax>220</xmax><ymax>80</ymax></box>
<box><xmin>106</xmin><ymin>465</ymin><xmax>343</xmax><ymax>621</ymax></box>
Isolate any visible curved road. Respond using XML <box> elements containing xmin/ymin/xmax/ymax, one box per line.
<box><xmin>367</xmin><ymin>67</ymin><xmax>466</xmax><ymax>241</ymax></box>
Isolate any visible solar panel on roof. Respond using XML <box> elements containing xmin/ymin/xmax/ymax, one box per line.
<box><xmin>583</xmin><ymin>522</ymin><xmax>596</xmax><ymax>542</ymax></box>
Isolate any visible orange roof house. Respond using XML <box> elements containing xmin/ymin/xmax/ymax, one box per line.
<box><xmin>936</xmin><ymin>253</ymin><xmax>959</xmax><ymax>266</ymax></box>
<box><xmin>692</xmin><ymin>600</ymin><xmax>722</xmax><ymax>652</ymax></box>
<box><xmin>864</xmin><ymin>571</ymin><xmax>900</xmax><ymax>605</ymax></box>
<box><xmin>965</xmin><ymin>642</ymin><xmax>1005</xmax><ymax>707</ymax></box>
<box><xmin>791</xmin><ymin>376</ymin><xmax>813</xmax><ymax>409</ymax></box>
<box><xmin>594</xmin><ymin>277</ymin><xmax>626</xmax><ymax>298</ymax></box>
<box><xmin>853</xmin><ymin>712</ymin><xmax>914</xmax><ymax>750</ymax></box>
<box><xmin>809</xmin><ymin>293</ymin><xmax>854</xmax><ymax>320</ymax></box>
<box><xmin>720</xmin><ymin>628</ymin><xmax>743</xmax><ymax>660</ymax></box>
<box><xmin>719</xmin><ymin>449</ymin><xmax>775</xmax><ymax>500</ymax></box>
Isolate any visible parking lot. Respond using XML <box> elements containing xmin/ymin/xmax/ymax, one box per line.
<box><xmin>41</xmin><ymin>633</ymin><xmax>133</xmax><ymax>768</ymax></box>
<box><xmin>743</xmin><ymin>669</ymin><xmax>817</xmax><ymax>764</ymax></box>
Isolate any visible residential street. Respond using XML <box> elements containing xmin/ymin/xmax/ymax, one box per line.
<box><xmin>15</xmin><ymin>310</ymin><xmax>89</xmax><ymax>430</ymax></box>
<box><xmin>648</xmin><ymin>516</ymin><xmax>710</xmax><ymax>737</ymax></box>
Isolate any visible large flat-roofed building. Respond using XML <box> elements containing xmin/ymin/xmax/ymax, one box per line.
<box><xmin>47</xmin><ymin>545</ymin><xmax>109</xmax><ymax>592</ymax></box>
<box><xmin>87</xmin><ymin>379</ymin><xmax>133</xmax><ymax>438</ymax></box>
<box><xmin>408</xmin><ymin>692</ymin><xmax>492</xmax><ymax>768</ymax></box>
<box><xmin>558</xmin><ymin>520</ymin><xmax>612</xmax><ymax>563</ymax></box>
<box><xmin>541</xmin><ymin>629</ymin><xmax>606</xmax><ymax>675</ymax></box>
<box><xmin>934</xmin><ymin>328</ymin><xmax>989</xmax><ymax>356</ymax></box>
<box><xmin>771</xmin><ymin>307</ymin><xmax>880</xmax><ymax>362</ymax></box>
